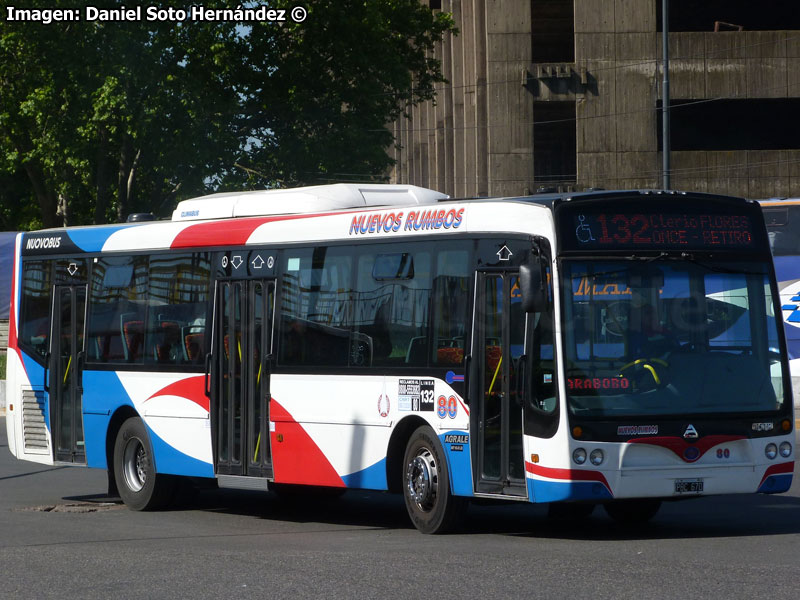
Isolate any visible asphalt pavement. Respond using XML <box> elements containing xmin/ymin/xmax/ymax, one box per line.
<box><xmin>2</xmin><ymin>417</ymin><xmax>800</xmax><ymax>599</ymax></box>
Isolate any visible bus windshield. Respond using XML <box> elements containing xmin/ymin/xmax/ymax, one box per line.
<box><xmin>561</xmin><ymin>258</ymin><xmax>785</xmax><ymax>418</ymax></box>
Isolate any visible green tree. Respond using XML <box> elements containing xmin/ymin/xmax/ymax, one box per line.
<box><xmin>239</xmin><ymin>0</ymin><xmax>454</xmax><ymax>186</ymax></box>
<box><xmin>0</xmin><ymin>1</ymin><xmax>454</xmax><ymax>229</ymax></box>
<box><xmin>1</xmin><ymin>0</ymin><xmax>244</xmax><ymax>227</ymax></box>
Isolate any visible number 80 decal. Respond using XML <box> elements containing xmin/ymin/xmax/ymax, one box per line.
<box><xmin>437</xmin><ymin>395</ymin><xmax>458</xmax><ymax>419</ymax></box>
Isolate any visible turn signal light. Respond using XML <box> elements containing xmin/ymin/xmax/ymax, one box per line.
<box><xmin>572</xmin><ymin>426</ymin><xmax>583</xmax><ymax>438</ymax></box>
<box><xmin>781</xmin><ymin>419</ymin><xmax>792</xmax><ymax>432</ymax></box>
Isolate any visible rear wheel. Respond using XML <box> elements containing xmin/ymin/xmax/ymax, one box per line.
<box><xmin>402</xmin><ymin>426</ymin><xmax>466</xmax><ymax>534</ymax></box>
<box><xmin>114</xmin><ymin>417</ymin><xmax>175</xmax><ymax>510</ymax></box>
<box><xmin>603</xmin><ymin>499</ymin><xmax>661</xmax><ymax>525</ymax></box>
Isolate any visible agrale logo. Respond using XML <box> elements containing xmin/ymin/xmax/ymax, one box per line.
<box><xmin>683</xmin><ymin>424</ymin><xmax>699</xmax><ymax>439</ymax></box>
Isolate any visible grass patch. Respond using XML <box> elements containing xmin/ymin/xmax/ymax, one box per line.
<box><xmin>0</xmin><ymin>353</ymin><xmax>6</xmax><ymax>379</ymax></box>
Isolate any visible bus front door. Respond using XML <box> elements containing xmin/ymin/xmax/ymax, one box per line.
<box><xmin>49</xmin><ymin>285</ymin><xmax>87</xmax><ymax>464</ymax></box>
<box><xmin>472</xmin><ymin>271</ymin><xmax>527</xmax><ymax>496</ymax></box>
<box><xmin>212</xmin><ymin>278</ymin><xmax>275</xmax><ymax>478</ymax></box>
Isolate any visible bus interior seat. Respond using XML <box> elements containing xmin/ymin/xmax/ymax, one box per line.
<box><xmin>154</xmin><ymin>320</ymin><xmax>181</xmax><ymax>363</ymax></box>
<box><xmin>121</xmin><ymin>316</ymin><xmax>144</xmax><ymax>362</ymax></box>
<box><xmin>184</xmin><ymin>332</ymin><xmax>205</xmax><ymax>363</ymax></box>
<box><xmin>406</xmin><ymin>336</ymin><xmax>429</xmax><ymax>365</ymax></box>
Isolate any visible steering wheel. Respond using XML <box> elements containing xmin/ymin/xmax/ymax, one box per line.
<box><xmin>619</xmin><ymin>357</ymin><xmax>669</xmax><ymax>391</ymax></box>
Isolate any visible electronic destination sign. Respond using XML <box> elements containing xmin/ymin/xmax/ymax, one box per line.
<box><xmin>556</xmin><ymin>197</ymin><xmax>766</xmax><ymax>254</ymax></box>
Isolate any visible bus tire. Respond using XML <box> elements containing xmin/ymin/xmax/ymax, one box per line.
<box><xmin>402</xmin><ymin>426</ymin><xmax>466</xmax><ymax>534</ymax></box>
<box><xmin>603</xmin><ymin>499</ymin><xmax>661</xmax><ymax>525</ymax></box>
<box><xmin>113</xmin><ymin>417</ymin><xmax>175</xmax><ymax>511</ymax></box>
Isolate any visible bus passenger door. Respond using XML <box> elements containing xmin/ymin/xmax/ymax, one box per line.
<box><xmin>212</xmin><ymin>276</ymin><xmax>275</xmax><ymax>479</ymax></box>
<box><xmin>49</xmin><ymin>285</ymin><xmax>87</xmax><ymax>464</ymax></box>
<box><xmin>471</xmin><ymin>271</ymin><xmax>527</xmax><ymax>497</ymax></box>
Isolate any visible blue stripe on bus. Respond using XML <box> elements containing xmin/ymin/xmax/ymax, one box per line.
<box><xmin>147</xmin><ymin>426</ymin><xmax>214</xmax><ymax>478</ymax></box>
<box><xmin>528</xmin><ymin>478</ymin><xmax>614</xmax><ymax>503</ymax></box>
<box><xmin>65</xmin><ymin>225</ymin><xmax>131</xmax><ymax>253</ymax></box>
<box><xmin>757</xmin><ymin>473</ymin><xmax>793</xmax><ymax>494</ymax></box>
<box><xmin>773</xmin><ymin>256</ymin><xmax>800</xmax><ymax>281</ymax></box>
<box><xmin>82</xmin><ymin>370</ymin><xmax>133</xmax><ymax>468</ymax></box>
<box><xmin>782</xmin><ymin>305</ymin><xmax>798</xmax><ymax>311</ymax></box>
<box><xmin>439</xmin><ymin>431</ymin><xmax>474</xmax><ymax>497</ymax></box>
<box><xmin>341</xmin><ymin>458</ymin><xmax>388</xmax><ymax>490</ymax></box>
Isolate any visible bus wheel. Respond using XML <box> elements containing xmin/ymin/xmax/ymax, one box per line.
<box><xmin>603</xmin><ymin>499</ymin><xmax>661</xmax><ymax>525</ymax></box>
<box><xmin>402</xmin><ymin>426</ymin><xmax>466</xmax><ymax>534</ymax></box>
<box><xmin>113</xmin><ymin>417</ymin><xmax>175</xmax><ymax>511</ymax></box>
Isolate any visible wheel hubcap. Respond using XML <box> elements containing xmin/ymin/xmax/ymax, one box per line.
<box><xmin>406</xmin><ymin>448</ymin><xmax>438</xmax><ymax>511</ymax></box>
<box><xmin>123</xmin><ymin>437</ymin><xmax>147</xmax><ymax>493</ymax></box>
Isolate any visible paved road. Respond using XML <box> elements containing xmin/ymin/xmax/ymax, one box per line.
<box><xmin>1</xmin><ymin>417</ymin><xmax>800</xmax><ymax>599</ymax></box>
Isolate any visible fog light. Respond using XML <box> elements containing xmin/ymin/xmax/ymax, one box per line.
<box><xmin>589</xmin><ymin>449</ymin><xmax>605</xmax><ymax>466</ymax></box>
<box><xmin>779</xmin><ymin>442</ymin><xmax>792</xmax><ymax>458</ymax></box>
<box><xmin>573</xmin><ymin>448</ymin><xmax>587</xmax><ymax>465</ymax></box>
<box><xmin>765</xmin><ymin>443</ymin><xmax>778</xmax><ymax>460</ymax></box>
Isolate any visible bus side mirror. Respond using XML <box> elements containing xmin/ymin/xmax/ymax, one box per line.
<box><xmin>519</xmin><ymin>256</ymin><xmax>546</xmax><ymax>313</ymax></box>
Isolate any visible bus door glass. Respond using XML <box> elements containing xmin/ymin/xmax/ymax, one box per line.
<box><xmin>212</xmin><ymin>250</ymin><xmax>276</xmax><ymax>478</ymax></box>
<box><xmin>49</xmin><ymin>284</ymin><xmax>87</xmax><ymax>463</ymax></box>
<box><xmin>473</xmin><ymin>271</ymin><xmax>526</xmax><ymax>496</ymax></box>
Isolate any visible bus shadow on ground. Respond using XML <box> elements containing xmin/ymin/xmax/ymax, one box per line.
<box><xmin>124</xmin><ymin>484</ymin><xmax>800</xmax><ymax>540</ymax></box>
<box><xmin>177</xmin><ymin>487</ymin><xmax>416</xmax><ymax>531</ymax></box>
<box><xmin>490</xmin><ymin>494</ymin><xmax>800</xmax><ymax>541</ymax></box>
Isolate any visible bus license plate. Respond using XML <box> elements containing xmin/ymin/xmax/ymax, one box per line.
<box><xmin>674</xmin><ymin>478</ymin><xmax>703</xmax><ymax>494</ymax></box>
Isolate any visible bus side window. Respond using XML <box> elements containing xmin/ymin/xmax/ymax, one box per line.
<box><xmin>144</xmin><ymin>253</ymin><xmax>211</xmax><ymax>366</ymax></box>
<box><xmin>19</xmin><ymin>260</ymin><xmax>52</xmax><ymax>361</ymax></box>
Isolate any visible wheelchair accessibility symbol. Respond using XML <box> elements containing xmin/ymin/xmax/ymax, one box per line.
<box><xmin>576</xmin><ymin>214</ymin><xmax>596</xmax><ymax>243</ymax></box>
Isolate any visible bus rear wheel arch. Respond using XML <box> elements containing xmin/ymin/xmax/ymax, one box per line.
<box><xmin>113</xmin><ymin>416</ymin><xmax>175</xmax><ymax>511</ymax></box>
<box><xmin>402</xmin><ymin>425</ymin><xmax>466</xmax><ymax>534</ymax></box>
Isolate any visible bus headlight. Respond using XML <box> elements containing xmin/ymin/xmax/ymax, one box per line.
<box><xmin>765</xmin><ymin>443</ymin><xmax>778</xmax><ymax>460</ymax></box>
<box><xmin>572</xmin><ymin>448</ymin><xmax>587</xmax><ymax>465</ymax></box>
<box><xmin>589</xmin><ymin>449</ymin><xmax>605</xmax><ymax>466</ymax></box>
<box><xmin>779</xmin><ymin>442</ymin><xmax>792</xmax><ymax>458</ymax></box>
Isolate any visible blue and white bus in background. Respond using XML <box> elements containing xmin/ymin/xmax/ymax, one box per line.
<box><xmin>760</xmin><ymin>198</ymin><xmax>800</xmax><ymax>409</ymax></box>
<box><xmin>4</xmin><ymin>185</ymin><xmax>795</xmax><ymax>533</ymax></box>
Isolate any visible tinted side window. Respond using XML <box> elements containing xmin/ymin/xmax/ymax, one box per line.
<box><xmin>145</xmin><ymin>253</ymin><xmax>212</xmax><ymax>365</ymax></box>
<box><xmin>354</xmin><ymin>245</ymin><xmax>432</xmax><ymax>367</ymax></box>
<box><xmin>88</xmin><ymin>256</ymin><xmax>148</xmax><ymax>363</ymax></box>
<box><xmin>278</xmin><ymin>241</ymin><xmax>473</xmax><ymax>370</ymax></box>
<box><xmin>431</xmin><ymin>248</ymin><xmax>471</xmax><ymax>367</ymax></box>
<box><xmin>20</xmin><ymin>260</ymin><xmax>52</xmax><ymax>360</ymax></box>
<box><xmin>279</xmin><ymin>247</ymin><xmax>356</xmax><ymax>366</ymax></box>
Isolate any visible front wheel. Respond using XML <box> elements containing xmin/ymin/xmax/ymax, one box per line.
<box><xmin>402</xmin><ymin>426</ymin><xmax>466</xmax><ymax>534</ymax></box>
<box><xmin>113</xmin><ymin>417</ymin><xmax>175</xmax><ymax>511</ymax></box>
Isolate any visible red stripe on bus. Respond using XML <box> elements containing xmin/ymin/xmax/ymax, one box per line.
<box><xmin>758</xmin><ymin>461</ymin><xmax>795</xmax><ymax>487</ymax></box>
<box><xmin>270</xmin><ymin>399</ymin><xmax>346</xmax><ymax>488</ymax></box>
<box><xmin>144</xmin><ymin>375</ymin><xmax>208</xmax><ymax>413</ymax></box>
<box><xmin>525</xmin><ymin>462</ymin><xmax>611</xmax><ymax>489</ymax></box>
<box><xmin>170</xmin><ymin>211</ymin><xmax>346</xmax><ymax>249</ymax></box>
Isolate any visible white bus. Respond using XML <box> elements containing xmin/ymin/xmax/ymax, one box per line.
<box><xmin>759</xmin><ymin>197</ymin><xmax>800</xmax><ymax>407</ymax></box>
<box><xmin>5</xmin><ymin>185</ymin><xmax>795</xmax><ymax>533</ymax></box>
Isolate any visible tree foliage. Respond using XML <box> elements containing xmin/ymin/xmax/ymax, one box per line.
<box><xmin>0</xmin><ymin>0</ymin><xmax>454</xmax><ymax>229</ymax></box>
